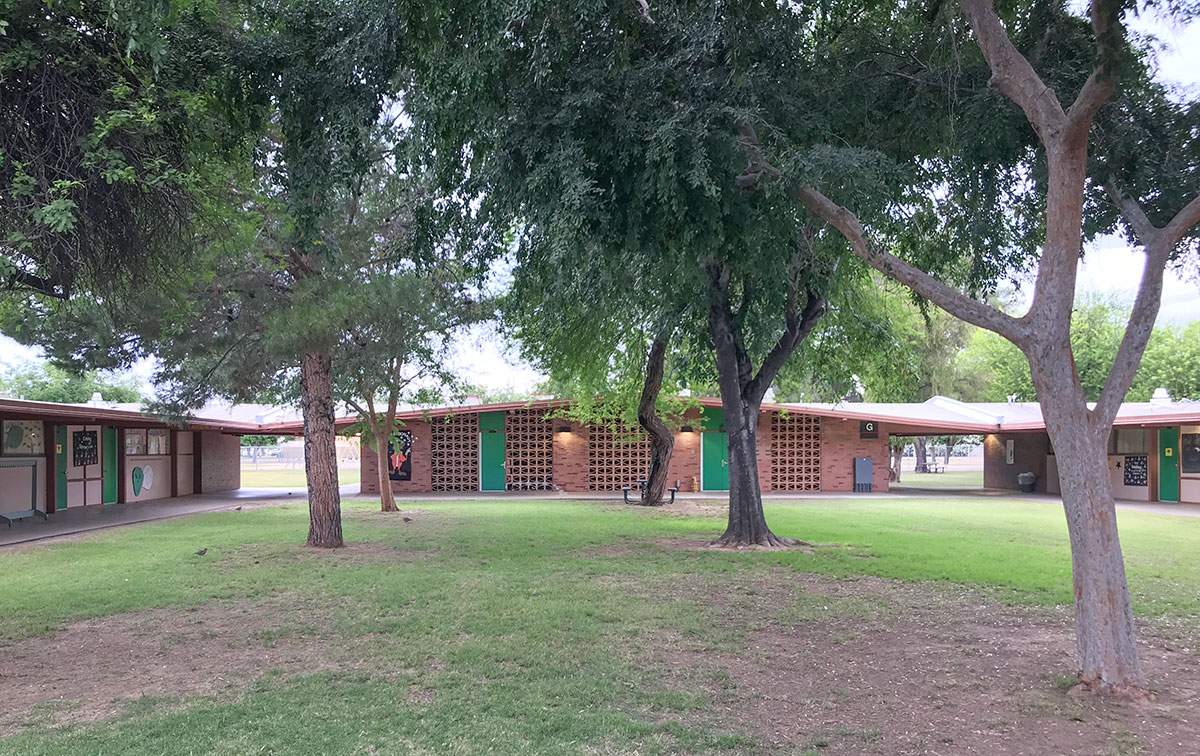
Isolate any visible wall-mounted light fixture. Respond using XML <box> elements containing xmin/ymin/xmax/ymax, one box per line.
<box><xmin>680</xmin><ymin>426</ymin><xmax>694</xmax><ymax>433</ymax></box>
<box><xmin>556</xmin><ymin>426</ymin><xmax>571</xmax><ymax>433</ymax></box>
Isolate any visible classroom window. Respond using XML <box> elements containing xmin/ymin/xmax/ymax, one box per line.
<box><xmin>125</xmin><ymin>429</ymin><xmax>147</xmax><ymax>455</ymax></box>
<box><xmin>148</xmin><ymin>429</ymin><xmax>171</xmax><ymax>455</ymax></box>
<box><xmin>1182</xmin><ymin>433</ymin><xmax>1200</xmax><ymax>474</ymax></box>
<box><xmin>1111</xmin><ymin>428</ymin><xmax>1146</xmax><ymax>455</ymax></box>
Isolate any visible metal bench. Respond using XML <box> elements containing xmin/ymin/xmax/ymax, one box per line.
<box><xmin>1</xmin><ymin>509</ymin><xmax>48</xmax><ymax>527</ymax></box>
<box><xmin>622</xmin><ymin>479</ymin><xmax>679</xmax><ymax>505</ymax></box>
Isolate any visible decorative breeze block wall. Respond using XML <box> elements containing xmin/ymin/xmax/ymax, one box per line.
<box><xmin>505</xmin><ymin>409</ymin><xmax>554</xmax><ymax>491</ymax></box>
<box><xmin>431</xmin><ymin>413</ymin><xmax>479</xmax><ymax>492</ymax></box>
<box><xmin>588</xmin><ymin>424</ymin><xmax>650</xmax><ymax>491</ymax></box>
<box><xmin>770</xmin><ymin>412</ymin><xmax>821</xmax><ymax>491</ymax></box>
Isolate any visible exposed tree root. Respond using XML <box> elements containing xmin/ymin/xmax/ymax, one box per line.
<box><xmin>1068</xmin><ymin>677</ymin><xmax>1155</xmax><ymax>703</ymax></box>
<box><xmin>711</xmin><ymin>531</ymin><xmax>813</xmax><ymax>550</ymax></box>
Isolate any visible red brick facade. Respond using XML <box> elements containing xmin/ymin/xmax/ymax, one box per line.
<box><xmin>361</xmin><ymin>420</ymin><xmax>433</xmax><ymax>494</ymax></box>
<box><xmin>818</xmin><ymin>417</ymin><xmax>890</xmax><ymax>493</ymax></box>
<box><xmin>358</xmin><ymin>407</ymin><xmax>891</xmax><ymax>495</ymax></box>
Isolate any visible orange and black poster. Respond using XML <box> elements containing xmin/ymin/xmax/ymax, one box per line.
<box><xmin>387</xmin><ymin>431</ymin><xmax>413</xmax><ymax>481</ymax></box>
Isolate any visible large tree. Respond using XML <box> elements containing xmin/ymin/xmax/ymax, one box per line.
<box><xmin>0</xmin><ymin>0</ymin><xmax>243</xmax><ymax>300</ymax></box>
<box><xmin>413</xmin><ymin>0</ymin><xmax>902</xmax><ymax>545</ymax></box>
<box><xmin>773</xmin><ymin>0</ymin><xmax>1200</xmax><ymax>695</ymax></box>
<box><xmin>0</xmin><ymin>362</ymin><xmax>143</xmax><ymax>403</ymax></box>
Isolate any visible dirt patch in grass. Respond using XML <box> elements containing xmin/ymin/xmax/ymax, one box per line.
<box><xmin>660</xmin><ymin>499</ymin><xmax>728</xmax><ymax>517</ymax></box>
<box><xmin>635</xmin><ymin>569</ymin><xmax>1200</xmax><ymax>755</ymax></box>
<box><xmin>0</xmin><ymin>596</ymin><xmax>370</xmax><ymax>735</ymax></box>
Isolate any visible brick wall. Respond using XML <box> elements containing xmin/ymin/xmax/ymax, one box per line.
<box><xmin>819</xmin><ymin>418</ymin><xmax>889</xmax><ymax>492</ymax></box>
<box><xmin>552</xmin><ymin>421</ymin><xmax>589</xmax><ymax>492</ymax></box>
<box><xmin>667</xmin><ymin>408</ymin><xmax>703</xmax><ymax>492</ymax></box>
<box><xmin>360</xmin><ymin>420</ymin><xmax>433</xmax><ymax>494</ymax></box>
<box><xmin>197</xmin><ymin>431</ymin><xmax>240</xmax><ymax>493</ymax></box>
<box><xmin>756</xmin><ymin>410</ymin><xmax>774</xmax><ymax>493</ymax></box>
<box><xmin>983</xmin><ymin>432</ymin><xmax>1051</xmax><ymax>491</ymax></box>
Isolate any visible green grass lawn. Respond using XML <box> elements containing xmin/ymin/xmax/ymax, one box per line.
<box><xmin>892</xmin><ymin>468</ymin><xmax>983</xmax><ymax>487</ymax></box>
<box><xmin>240</xmin><ymin>465</ymin><xmax>361</xmax><ymax>488</ymax></box>
<box><xmin>1</xmin><ymin>497</ymin><xmax>1197</xmax><ymax>754</ymax></box>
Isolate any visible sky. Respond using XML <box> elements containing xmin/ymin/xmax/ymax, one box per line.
<box><xmin>2</xmin><ymin>8</ymin><xmax>1198</xmax><ymax>396</ymax></box>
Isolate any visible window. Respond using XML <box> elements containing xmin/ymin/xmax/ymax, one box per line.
<box><xmin>1182</xmin><ymin>433</ymin><xmax>1200</xmax><ymax>475</ymax></box>
<box><xmin>125</xmin><ymin>429</ymin><xmax>147</xmax><ymax>456</ymax></box>
<box><xmin>148</xmin><ymin>429</ymin><xmax>171</xmax><ymax>455</ymax></box>
<box><xmin>1112</xmin><ymin>428</ymin><xmax>1146</xmax><ymax>455</ymax></box>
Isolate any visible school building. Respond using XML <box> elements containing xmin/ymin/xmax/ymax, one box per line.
<box><xmin>3</xmin><ymin>392</ymin><xmax>1198</xmax><ymax>525</ymax></box>
<box><xmin>333</xmin><ymin>395</ymin><xmax>1200</xmax><ymax>504</ymax></box>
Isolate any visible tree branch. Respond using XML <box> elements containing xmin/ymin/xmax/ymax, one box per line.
<box><xmin>959</xmin><ymin>0</ymin><xmax>1066</xmax><ymax>144</ymax></box>
<box><xmin>1094</xmin><ymin>186</ymin><xmax>1200</xmax><ymax>424</ymax></box>
<box><xmin>793</xmin><ymin>186</ymin><xmax>1028</xmax><ymax>344</ymax></box>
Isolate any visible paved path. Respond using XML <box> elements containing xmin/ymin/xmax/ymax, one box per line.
<box><xmin>0</xmin><ymin>486</ymin><xmax>332</xmax><ymax>548</ymax></box>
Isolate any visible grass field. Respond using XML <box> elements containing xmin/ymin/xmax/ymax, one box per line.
<box><xmin>892</xmin><ymin>469</ymin><xmax>984</xmax><ymax>488</ymax></box>
<box><xmin>240</xmin><ymin>465</ymin><xmax>361</xmax><ymax>488</ymax></box>
<box><xmin>1</xmin><ymin>497</ymin><xmax>1197</xmax><ymax>754</ymax></box>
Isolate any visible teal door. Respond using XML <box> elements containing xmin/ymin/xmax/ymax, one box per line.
<box><xmin>480</xmin><ymin>433</ymin><xmax>506</xmax><ymax>491</ymax></box>
<box><xmin>54</xmin><ymin>425</ymin><xmax>67</xmax><ymax>510</ymax></box>
<box><xmin>101</xmin><ymin>427</ymin><xmax>118</xmax><ymax>504</ymax></box>
<box><xmin>701</xmin><ymin>432</ymin><xmax>729</xmax><ymax>491</ymax></box>
<box><xmin>1159</xmin><ymin>427</ymin><xmax>1179</xmax><ymax>503</ymax></box>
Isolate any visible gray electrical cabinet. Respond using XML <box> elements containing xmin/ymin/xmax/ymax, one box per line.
<box><xmin>853</xmin><ymin>457</ymin><xmax>873</xmax><ymax>492</ymax></box>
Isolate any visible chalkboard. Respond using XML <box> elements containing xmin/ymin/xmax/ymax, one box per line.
<box><xmin>1123</xmin><ymin>455</ymin><xmax>1148</xmax><ymax>487</ymax></box>
<box><xmin>73</xmin><ymin>430</ymin><xmax>99</xmax><ymax>467</ymax></box>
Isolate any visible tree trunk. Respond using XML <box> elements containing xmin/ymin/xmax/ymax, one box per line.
<box><xmin>1034</xmin><ymin>368</ymin><xmax>1146</xmax><ymax>696</ymax></box>
<box><xmin>914</xmin><ymin>436</ymin><xmax>928</xmax><ymax>473</ymax></box>
<box><xmin>301</xmin><ymin>349</ymin><xmax>343</xmax><ymax>548</ymax></box>
<box><xmin>637</xmin><ymin>335</ymin><xmax>674</xmax><ymax>506</ymax></box>
<box><xmin>375</xmin><ymin>429</ymin><xmax>398</xmax><ymax>513</ymax></box>
<box><xmin>714</xmin><ymin>400</ymin><xmax>794</xmax><ymax>547</ymax></box>
<box><xmin>945</xmin><ymin>436</ymin><xmax>954</xmax><ymax>466</ymax></box>
<box><xmin>889</xmin><ymin>443</ymin><xmax>904</xmax><ymax>482</ymax></box>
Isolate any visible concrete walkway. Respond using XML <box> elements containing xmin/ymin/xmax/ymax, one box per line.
<box><xmin>888</xmin><ymin>485</ymin><xmax>1200</xmax><ymax>519</ymax></box>
<box><xmin>0</xmin><ymin>486</ymin><xmax>324</xmax><ymax>548</ymax></box>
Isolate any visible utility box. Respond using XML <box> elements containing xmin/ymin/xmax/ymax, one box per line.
<box><xmin>853</xmin><ymin>457</ymin><xmax>873</xmax><ymax>492</ymax></box>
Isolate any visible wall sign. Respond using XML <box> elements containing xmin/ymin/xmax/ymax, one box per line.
<box><xmin>73</xmin><ymin>430</ymin><xmax>99</xmax><ymax>467</ymax></box>
<box><xmin>1123</xmin><ymin>455</ymin><xmax>1148</xmax><ymax>487</ymax></box>
<box><xmin>387</xmin><ymin>431</ymin><xmax>413</xmax><ymax>481</ymax></box>
<box><xmin>859</xmin><ymin>420</ymin><xmax>878</xmax><ymax>439</ymax></box>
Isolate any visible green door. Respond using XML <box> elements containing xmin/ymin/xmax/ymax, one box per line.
<box><xmin>480</xmin><ymin>433</ymin><xmax>506</xmax><ymax>491</ymax></box>
<box><xmin>54</xmin><ymin>425</ymin><xmax>67</xmax><ymax>511</ymax></box>
<box><xmin>1159</xmin><ymin>427</ymin><xmax>1179</xmax><ymax>503</ymax></box>
<box><xmin>701</xmin><ymin>432</ymin><xmax>729</xmax><ymax>491</ymax></box>
<box><xmin>101</xmin><ymin>427</ymin><xmax>118</xmax><ymax>504</ymax></box>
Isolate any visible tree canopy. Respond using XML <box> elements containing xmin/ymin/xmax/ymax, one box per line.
<box><xmin>0</xmin><ymin>362</ymin><xmax>143</xmax><ymax>403</ymax></box>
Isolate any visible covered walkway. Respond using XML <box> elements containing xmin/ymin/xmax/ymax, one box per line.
<box><xmin>0</xmin><ymin>486</ymin><xmax>335</xmax><ymax>548</ymax></box>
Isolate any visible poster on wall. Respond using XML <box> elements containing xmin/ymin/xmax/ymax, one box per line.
<box><xmin>2</xmin><ymin>420</ymin><xmax>44</xmax><ymax>455</ymax></box>
<box><xmin>132</xmin><ymin>464</ymin><xmax>156</xmax><ymax>496</ymax></box>
<box><xmin>1123</xmin><ymin>455</ymin><xmax>1148</xmax><ymax>487</ymax></box>
<box><xmin>387</xmin><ymin>431</ymin><xmax>413</xmax><ymax>481</ymax></box>
<box><xmin>73</xmin><ymin>430</ymin><xmax>99</xmax><ymax>467</ymax></box>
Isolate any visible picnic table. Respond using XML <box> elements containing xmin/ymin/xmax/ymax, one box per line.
<box><xmin>915</xmin><ymin>463</ymin><xmax>945</xmax><ymax>474</ymax></box>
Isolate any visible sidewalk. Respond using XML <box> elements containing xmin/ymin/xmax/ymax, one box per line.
<box><xmin>0</xmin><ymin>486</ymin><xmax>331</xmax><ymax>548</ymax></box>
